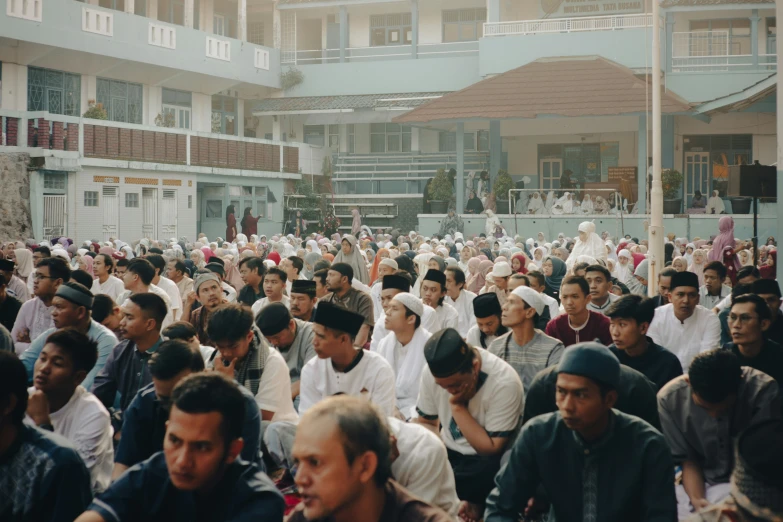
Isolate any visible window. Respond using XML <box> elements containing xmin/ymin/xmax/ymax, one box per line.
<box><xmin>370</xmin><ymin>13</ymin><xmax>412</xmax><ymax>47</ymax></box>
<box><xmin>28</xmin><ymin>67</ymin><xmax>81</xmax><ymax>116</ymax></box>
<box><xmin>213</xmin><ymin>9</ymin><xmax>237</xmax><ymax>38</ymax></box>
<box><xmin>84</xmin><ymin>191</ymin><xmax>99</xmax><ymax>207</ymax></box>
<box><xmin>162</xmin><ymin>88</ymin><xmax>192</xmax><ymax>129</ymax></box>
<box><xmin>44</xmin><ymin>172</ymin><xmax>67</xmax><ymax>190</ymax></box>
<box><xmin>370</xmin><ymin>123</ymin><xmax>411</xmax><ymax>153</ymax></box>
<box><xmin>347</xmin><ymin>124</ymin><xmax>355</xmax><ymax>154</ymax></box>
<box><xmin>99</xmin><ymin>0</ymin><xmax>124</xmax><ymax>11</ymax></box>
<box><xmin>329</xmin><ymin>125</ymin><xmax>340</xmax><ymax>149</ymax></box>
<box><xmin>188</xmin><ymin>195</ymin><xmax>192</xmax><ymax>209</ymax></box>
<box><xmin>211</xmin><ymin>96</ymin><xmax>237</xmax><ymax>135</ymax></box>
<box><xmin>438</xmin><ymin>131</ymin><xmax>489</xmax><ymax>152</ymax></box>
<box><xmin>248</xmin><ymin>21</ymin><xmax>264</xmax><ymax>45</ymax></box>
<box><xmin>443</xmin><ymin>8</ymin><xmax>486</xmax><ymax>43</ymax></box>
<box><xmin>690</xmin><ymin>18</ymin><xmax>752</xmax><ymax>55</ymax></box>
<box><xmin>304</xmin><ymin>125</ymin><xmax>326</xmax><ymax>147</ymax></box>
<box><xmin>97</xmin><ymin>78</ymin><xmax>143</xmax><ymax>124</ymax></box>
<box><xmin>125</xmin><ymin>193</ymin><xmax>139</xmax><ymax>208</ymax></box>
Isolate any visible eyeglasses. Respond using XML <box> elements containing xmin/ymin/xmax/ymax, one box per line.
<box><xmin>32</xmin><ymin>274</ymin><xmax>56</xmax><ymax>281</ymax></box>
<box><xmin>728</xmin><ymin>314</ymin><xmax>758</xmax><ymax>325</ymax></box>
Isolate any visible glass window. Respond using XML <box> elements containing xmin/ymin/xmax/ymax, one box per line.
<box><xmin>211</xmin><ymin>95</ymin><xmax>237</xmax><ymax>135</ymax></box>
<box><xmin>125</xmin><ymin>193</ymin><xmax>139</xmax><ymax>208</ymax></box>
<box><xmin>257</xmin><ymin>200</ymin><xmax>267</xmax><ymax>219</ymax></box>
<box><xmin>84</xmin><ymin>191</ymin><xmax>98</xmax><ymax>207</ymax></box>
<box><xmin>162</xmin><ymin>88</ymin><xmax>192</xmax><ymax>107</ymax></box>
<box><xmin>97</xmin><ymin>78</ymin><xmax>143</xmax><ymax>124</ymax></box>
<box><xmin>304</xmin><ymin>125</ymin><xmax>326</xmax><ymax>146</ymax></box>
<box><xmin>205</xmin><ymin>200</ymin><xmax>223</xmax><ymax>218</ymax></box>
<box><xmin>44</xmin><ymin>173</ymin><xmax>67</xmax><ymax>190</ymax></box>
<box><xmin>370</xmin><ymin>13</ymin><xmax>412</xmax><ymax>46</ymax></box>
<box><xmin>188</xmin><ymin>195</ymin><xmax>192</xmax><ymax>209</ymax></box>
<box><xmin>347</xmin><ymin>124</ymin><xmax>355</xmax><ymax>154</ymax></box>
<box><xmin>99</xmin><ymin>0</ymin><xmax>124</xmax><ymax>11</ymax></box>
<box><xmin>229</xmin><ymin>185</ymin><xmax>242</xmax><ymax>197</ymax></box>
<box><xmin>371</xmin><ymin>124</ymin><xmax>411</xmax><ymax>153</ymax></box>
<box><xmin>28</xmin><ymin>67</ymin><xmax>81</xmax><ymax>116</ymax></box>
<box><xmin>689</xmin><ymin>18</ymin><xmax>754</xmax><ymax>55</ymax></box>
<box><xmin>443</xmin><ymin>8</ymin><xmax>487</xmax><ymax>43</ymax></box>
<box><xmin>248</xmin><ymin>21</ymin><xmax>265</xmax><ymax>45</ymax></box>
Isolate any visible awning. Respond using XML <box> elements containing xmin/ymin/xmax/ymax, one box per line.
<box><xmin>694</xmin><ymin>74</ymin><xmax>776</xmax><ymax>115</ymax></box>
<box><xmin>392</xmin><ymin>56</ymin><xmax>693</xmax><ymax>124</ymax></box>
<box><xmin>253</xmin><ymin>92</ymin><xmax>447</xmax><ymax>116</ymax></box>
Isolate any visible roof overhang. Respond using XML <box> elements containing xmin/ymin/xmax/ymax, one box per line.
<box><xmin>253</xmin><ymin>92</ymin><xmax>446</xmax><ymax>117</ymax></box>
<box><xmin>694</xmin><ymin>74</ymin><xmax>777</xmax><ymax>115</ymax></box>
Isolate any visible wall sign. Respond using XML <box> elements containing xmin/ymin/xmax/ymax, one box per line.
<box><xmin>539</xmin><ymin>0</ymin><xmax>644</xmax><ymax>18</ymax></box>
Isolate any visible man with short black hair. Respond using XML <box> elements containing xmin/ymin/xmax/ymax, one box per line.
<box><xmin>12</xmin><ymin>256</ymin><xmax>70</xmax><ymax>354</ymax></box>
<box><xmin>369</xmin><ymin>273</ymin><xmax>437</xmax><ymax>352</ymax></box>
<box><xmin>444</xmin><ymin>266</ymin><xmax>476</xmax><ymax>337</ymax></box>
<box><xmin>27</xmin><ymin>328</ymin><xmax>113</xmax><ymax>492</ymax></box>
<box><xmin>313</xmin><ymin>268</ymin><xmax>329</xmax><ymax>299</ymax></box>
<box><xmin>281</xmin><ymin>256</ymin><xmax>306</xmax><ymax>295</ymax></box>
<box><xmin>251</xmin><ymin>267</ymin><xmax>289</xmax><ymax>314</ymax></box>
<box><xmin>113</xmin><ymin>339</ymin><xmax>262</xmax><ymax>479</ymax></box>
<box><xmin>0</xmin><ymin>350</ymin><xmax>93</xmax><ymax>522</ymax></box>
<box><xmin>606</xmin><ymin>295</ymin><xmax>682</xmax><ymax>391</ymax></box>
<box><xmin>0</xmin><ymin>257</ymin><xmax>30</xmax><ymax>302</ymax></box>
<box><xmin>658</xmin><ymin>349</ymin><xmax>781</xmax><ymax>519</ymax></box>
<box><xmin>76</xmin><ymin>373</ymin><xmax>285</xmax><ymax>522</ymax></box>
<box><xmin>116</xmin><ymin>257</ymin><xmax>173</xmax><ymax>328</ymax></box>
<box><xmin>20</xmin><ymin>282</ymin><xmax>117</xmax><ymax>390</ymax></box>
<box><xmin>700</xmin><ymin>261</ymin><xmax>732</xmax><ymax>310</ymax></box>
<box><xmin>91</xmin><ymin>253</ymin><xmax>124</xmax><ymax>301</ymax></box>
<box><xmin>114</xmin><ymin>258</ymin><xmax>129</xmax><ymax>278</ymax></box>
<box><xmin>289</xmin><ymin>280</ymin><xmax>317</xmax><ymax>322</ymax></box>
<box><xmin>718</xmin><ymin>283</ymin><xmax>753</xmax><ymax>346</ymax></box>
<box><xmin>146</xmin><ymin>254</ymin><xmax>183</xmax><ymax>322</ymax></box>
<box><xmin>92</xmin><ymin>294</ymin><xmax>123</xmax><ymax>340</ymax></box>
<box><xmin>652</xmin><ymin>267</ymin><xmax>677</xmax><ymax>309</ymax></box>
<box><xmin>421</xmin><ymin>269</ymin><xmax>459</xmax><ymax>332</ymax></box>
<box><xmin>527</xmin><ymin>270</ymin><xmax>562</xmax><ymax>324</ymax></box>
<box><xmin>256</xmin><ymin>302</ymin><xmax>315</xmax><ymax>404</ymax></box>
<box><xmin>162</xmin><ymin>320</ymin><xmax>215</xmax><ymax>363</ymax></box>
<box><xmin>712</xmin><ymin>265</ymin><xmax>759</xmax><ymax>313</ymax></box>
<box><xmin>0</xmin><ymin>273</ymin><xmax>22</xmax><ymax>333</ymax></box>
<box><xmin>724</xmin><ymin>293</ymin><xmax>783</xmax><ymax>385</ymax></box>
<box><xmin>584</xmin><ymin>264</ymin><xmax>618</xmax><ymax>315</ymax></box>
<box><xmin>183</xmin><ymin>272</ymin><xmax>226</xmax><ymax>347</ymax></box>
<box><xmin>166</xmin><ymin>259</ymin><xmax>193</xmax><ymax>301</ymax></box>
<box><xmin>238</xmin><ymin>257</ymin><xmax>265</xmax><ymax>307</ymax></box>
<box><xmin>752</xmin><ymin>279</ymin><xmax>783</xmax><ymax>346</ymax></box>
<box><xmin>321</xmin><ymin>262</ymin><xmax>375</xmax><ymax>347</ymax></box>
<box><xmin>545</xmin><ymin>276</ymin><xmax>612</xmax><ymax>347</ymax></box>
<box><xmin>466</xmin><ymin>293</ymin><xmax>507</xmax><ymax>349</ymax></box>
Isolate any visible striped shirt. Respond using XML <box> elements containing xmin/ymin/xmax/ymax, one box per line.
<box><xmin>488</xmin><ymin>330</ymin><xmax>564</xmax><ymax>390</ymax></box>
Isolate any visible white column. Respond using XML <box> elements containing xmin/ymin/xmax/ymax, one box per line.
<box><xmin>147</xmin><ymin>0</ymin><xmax>158</xmax><ymax>20</ymax></box>
<box><xmin>184</xmin><ymin>0</ymin><xmax>194</xmax><ymax>28</ymax></box>
<box><xmin>410</xmin><ymin>127</ymin><xmax>420</xmax><ymax>153</ymax></box>
<box><xmin>237</xmin><ymin>0</ymin><xmax>247</xmax><ymax>41</ymax></box>
<box><xmin>648</xmin><ymin>0</ymin><xmax>664</xmax><ymax>296</ymax></box>
<box><xmin>124</xmin><ymin>0</ymin><xmax>134</xmax><ymax>14</ymax></box>
<box><xmin>339</xmin><ymin>124</ymin><xmax>348</xmax><ymax>154</ymax></box>
<box><xmin>237</xmin><ymin>100</ymin><xmax>245</xmax><ymax>138</ymax></box>
<box><xmin>273</xmin><ymin>2</ymin><xmax>281</xmax><ymax>49</ymax></box>
<box><xmin>776</xmin><ymin>0</ymin><xmax>783</xmax><ymax>246</ymax></box>
<box><xmin>272</xmin><ymin>116</ymin><xmax>282</xmax><ymax>141</ymax></box>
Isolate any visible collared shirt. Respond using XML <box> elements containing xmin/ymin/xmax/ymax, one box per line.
<box><xmin>647</xmin><ymin>304</ymin><xmax>722</xmax><ymax>371</ymax></box>
<box><xmin>545</xmin><ymin>311</ymin><xmax>612</xmax><ymax>348</ymax></box>
<box><xmin>11</xmin><ymin>296</ymin><xmax>54</xmax><ymax>355</ymax></box>
<box><xmin>20</xmin><ymin>320</ymin><xmax>118</xmax><ymax>390</ymax></box>
<box><xmin>417</xmin><ymin>349</ymin><xmax>524</xmax><ymax>455</ymax></box>
<box><xmin>586</xmin><ymin>292</ymin><xmax>619</xmax><ymax>315</ymax></box>
<box><xmin>155</xmin><ymin>277</ymin><xmax>183</xmax><ymax>321</ymax></box>
<box><xmin>174</xmin><ymin>276</ymin><xmax>194</xmax><ymax>301</ymax></box>
<box><xmin>431</xmin><ymin>302</ymin><xmax>459</xmax><ymax>332</ymax></box>
<box><xmin>116</xmin><ymin>381</ymin><xmax>262</xmax><ymax>468</ymax></box>
<box><xmin>657</xmin><ymin>368</ymin><xmax>781</xmax><ymax>485</ymax></box>
<box><xmin>7</xmin><ymin>275</ymin><xmax>30</xmax><ymax>302</ymax></box>
<box><xmin>87</xmin><ymin>453</ymin><xmax>285</xmax><ymax>522</ymax></box>
<box><xmin>91</xmin><ymin>336</ymin><xmax>164</xmax><ymax>416</ymax></box>
<box><xmin>237</xmin><ymin>284</ymin><xmax>264</xmax><ymax>307</ymax></box>
<box><xmin>609</xmin><ymin>338</ymin><xmax>683</xmax><ymax>392</ymax></box>
<box><xmin>488</xmin><ymin>330</ymin><xmax>564</xmax><ymax>390</ymax></box>
<box><xmin>445</xmin><ymin>289</ymin><xmax>477</xmax><ymax>337</ymax></box>
<box><xmin>485</xmin><ymin>411</ymin><xmax>677</xmax><ymax>522</ymax></box>
<box><xmin>0</xmin><ymin>425</ymin><xmax>92</xmax><ymax>522</ymax></box>
<box><xmin>273</xmin><ymin>319</ymin><xmax>316</xmax><ymax>384</ymax></box>
<box><xmin>699</xmin><ymin>284</ymin><xmax>732</xmax><ymax>310</ymax></box>
<box><xmin>376</xmin><ymin>327</ymin><xmax>432</xmax><ymax>419</ymax></box>
<box><xmin>25</xmin><ymin>385</ymin><xmax>114</xmax><ymax>493</ymax></box>
<box><xmin>724</xmin><ymin>340</ymin><xmax>783</xmax><ymax>385</ymax></box>
<box><xmin>250</xmin><ymin>295</ymin><xmax>290</xmax><ymax>317</ymax></box>
<box><xmin>90</xmin><ymin>275</ymin><xmax>125</xmax><ymax>301</ymax></box>
<box><xmin>321</xmin><ymin>287</ymin><xmax>375</xmax><ymax>327</ymax></box>
<box><xmin>370</xmin><ymin>305</ymin><xmax>438</xmax><ymax>352</ymax></box>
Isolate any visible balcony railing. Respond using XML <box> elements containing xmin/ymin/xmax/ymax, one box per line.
<box><xmin>483</xmin><ymin>13</ymin><xmax>652</xmax><ymax>37</ymax></box>
<box><xmin>0</xmin><ymin>110</ymin><xmax>325</xmax><ymax>176</ymax></box>
<box><xmin>672</xmin><ymin>30</ymin><xmax>777</xmax><ymax>71</ymax></box>
<box><xmin>281</xmin><ymin>41</ymin><xmax>478</xmax><ymax>65</ymax></box>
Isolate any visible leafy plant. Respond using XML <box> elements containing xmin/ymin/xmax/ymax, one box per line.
<box><xmin>281</xmin><ymin>67</ymin><xmax>304</xmax><ymax>91</ymax></box>
<box><xmin>293</xmin><ymin>178</ymin><xmax>320</xmax><ymax>220</ymax></box>
<box><xmin>154</xmin><ymin>111</ymin><xmax>176</xmax><ymax>128</ymax></box>
<box><xmin>494</xmin><ymin>169</ymin><xmax>514</xmax><ymax>200</ymax></box>
<box><xmin>661</xmin><ymin>169</ymin><xmax>683</xmax><ymax>200</ymax></box>
<box><xmin>429</xmin><ymin>168</ymin><xmax>453</xmax><ymax>201</ymax></box>
<box><xmin>83</xmin><ymin>100</ymin><xmax>108</xmax><ymax>120</ymax></box>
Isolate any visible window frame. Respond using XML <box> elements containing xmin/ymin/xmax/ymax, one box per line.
<box><xmin>125</xmin><ymin>192</ymin><xmax>140</xmax><ymax>208</ymax></box>
<box><xmin>84</xmin><ymin>191</ymin><xmax>99</xmax><ymax>207</ymax></box>
<box><xmin>97</xmin><ymin>78</ymin><xmax>143</xmax><ymax>124</ymax></box>
<box><xmin>27</xmin><ymin>67</ymin><xmax>82</xmax><ymax>116</ymax></box>
<box><xmin>442</xmin><ymin>8</ymin><xmax>487</xmax><ymax>43</ymax></box>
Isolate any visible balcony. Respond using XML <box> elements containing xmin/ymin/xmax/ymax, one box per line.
<box><xmin>282</xmin><ymin>41</ymin><xmax>478</xmax><ymax>65</ymax></box>
<box><xmin>0</xmin><ymin>110</ymin><xmax>326</xmax><ymax>177</ymax></box>
<box><xmin>0</xmin><ymin>0</ymin><xmax>280</xmax><ymax>93</ymax></box>
<box><xmin>479</xmin><ymin>13</ymin><xmax>657</xmax><ymax>77</ymax></box>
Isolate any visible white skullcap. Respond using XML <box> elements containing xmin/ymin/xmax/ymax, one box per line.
<box><xmin>512</xmin><ymin>286</ymin><xmax>544</xmax><ymax>316</ymax></box>
<box><xmin>379</xmin><ymin>258</ymin><xmax>398</xmax><ymax>270</ymax></box>
<box><xmin>491</xmin><ymin>262</ymin><xmax>512</xmax><ymax>278</ymax></box>
<box><xmin>392</xmin><ymin>292</ymin><xmax>424</xmax><ymax>318</ymax></box>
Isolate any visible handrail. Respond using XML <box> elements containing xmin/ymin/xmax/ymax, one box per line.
<box><xmin>484</xmin><ymin>13</ymin><xmax>652</xmax><ymax>37</ymax></box>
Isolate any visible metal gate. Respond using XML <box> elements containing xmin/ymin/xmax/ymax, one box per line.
<box><xmin>102</xmin><ymin>186</ymin><xmax>119</xmax><ymax>241</ymax></box>
<box><xmin>142</xmin><ymin>188</ymin><xmax>158</xmax><ymax>238</ymax></box>
<box><xmin>160</xmin><ymin>189</ymin><xmax>177</xmax><ymax>238</ymax></box>
<box><xmin>42</xmin><ymin>195</ymin><xmax>66</xmax><ymax>241</ymax></box>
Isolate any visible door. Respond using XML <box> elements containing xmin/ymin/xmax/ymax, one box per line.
<box><xmin>540</xmin><ymin>159</ymin><xmax>562</xmax><ymax>191</ymax></box>
<box><xmin>102</xmin><ymin>187</ymin><xmax>119</xmax><ymax>241</ymax></box>
<box><xmin>326</xmin><ymin>14</ymin><xmax>342</xmax><ymax>62</ymax></box>
<box><xmin>42</xmin><ymin>195</ymin><xmax>66</xmax><ymax>241</ymax></box>
<box><xmin>142</xmin><ymin>188</ymin><xmax>158</xmax><ymax>238</ymax></box>
<box><xmin>685</xmin><ymin>152</ymin><xmax>710</xmax><ymax>207</ymax></box>
<box><xmin>160</xmin><ymin>189</ymin><xmax>177</xmax><ymax>238</ymax></box>
<box><xmin>214</xmin><ymin>14</ymin><xmax>226</xmax><ymax>36</ymax></box>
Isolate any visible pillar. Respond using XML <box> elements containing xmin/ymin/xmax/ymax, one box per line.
<box><xmin>237</xmin><ymin>100</ymin><xmax>245</xmax><ymax>138</ymax></box>
<box><xmin>124</xmin><ymin>0</ymin><xmax>134</xmax><ymax>14</ymax></box>
<box><xmin>273</xmin><ymin>2</ymin><xmax>281</xmax><ymax>49</ymax></box>
<box><xmin>637</xmin><ymin>115</ymin><xmax>648</xmax><ymax>214</ymax></box>
<box><xmin>339</xmin><ymin>6</ymin><xmax>348</xmax><ymax>63</ymax></box>
<box><xmin>456</xmin><ymin>122</ymin><xmax>465</xmax><ymax>213</ymax></box>
<box><xmin>411</xmin><ymin>0</ymin><xmax>419</xmax><ymax>59</ymax></box>
<box><xmin>776</xmin><ymin>0</ymin><xmax>783</xmax><ymax>247</ymax></box>
<box><xmin>338</xmin><ymin>124</ymin><xmax>348</xmax><ymax>154</ymax></box>
<box><xmin>410</xmin><ymin>127</ymin><xmax>420</xmax><ymax>154</ymax></box>
<box><xmin>238</xmin><ymin>0</ymin><xmax>247</xmax><ymax>41</ymax></box>
<box><xmin>489</xmin><ymin>119</ymin><xmax>501</xmax><ymax>184</ymax></box>
<box><xmin>662</xmin><ymin>115</ymin><xmax>674</xmax><ymax>170</ymax></box>
<box><xmin>487</xmin><ymin>0</ymin><xmax>500</xmax><ymax>23</ymax></box>
<box><xmin>665</xmin><ymin>13</ymin><xmax>674</xmax><ymax>73</ymax></box>
<box><xmin>184</xmin><ymin>0</ymin><xmax>194</xmax><ymax>28</ymax></box>
<box><xmin>148</xmin><ymin>0</ymin><xmax>158</xmax><ymax>20</ymax></box>
<box><xmin>751</xmin><ymin>9</ymin><xmax>760</xmax><ymax>67</ymax></box>
<box><xmin>272</xmin><ymin>116</ymin><xmax>282</xmax><ymax>141</ymax></box>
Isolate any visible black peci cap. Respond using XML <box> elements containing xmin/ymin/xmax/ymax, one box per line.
<box><xmin>472</xmin><ymin>293</ymin><xmax>502</xmax><ymax>318</ymax></box>
<box><xmin>313</xmin><ymin>301</ymin><xmax>364</xmax><ymax>337</ymax></box>
<box><xmin>424</xmin><ymin>328</ymin><xmax>473</xmax><ymax>378</ymax></box>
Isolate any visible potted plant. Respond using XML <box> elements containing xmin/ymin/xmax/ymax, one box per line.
<box><xmin>661</xmin><ymin>169</ymin><xmax>684</xmax><ymax>214</ymax></box>
<box><xmin>493</xmin><ymin>169</ymin><xmax>514</xmax><ymax>214</ymax></box>
<box><xmin>428</xmin><ymin>168</ymin><xmax>452</xmax><ymax>214</ymax></box>
<box><xmin>83</xmin><ymin>100</ymin><xmax>108</xmax><ymax>120</ymax></box>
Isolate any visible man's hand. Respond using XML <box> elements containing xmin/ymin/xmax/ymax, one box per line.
<box><xmin>213</xmin><ymin>353</ymin><xmax>237</xmax><ymax>378</ymax></box>
<box><xmin>690</xmin><ymin>497</ymin><xmax>710</xmax><ymax>511</ymax></box>
<box><xmin>184</xmin><ymin>291</ymin><xmax>198</xmax><ymax>308</ymax></box>
<box><xmin>27</xmin><ymin>390</ymin><xmax>52</xmax><ymax>426</ymax></box>
<box><xmin>16</xmin><ymin>328</ymin><xmax>31</xmax><ymax>343</ymax></box>
<box><xmin>449</xmin><ymin>379</ymin><xmax>477</xmax><ymax>407</ymax></box>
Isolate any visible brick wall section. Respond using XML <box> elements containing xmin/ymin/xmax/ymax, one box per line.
<box><xmin>227</xmin><ymin>141</ymin><xmax>238</xmax><ymax>168</ymax></box>
<box><xmin>119</xmin><ymin>128</ymin><xmax>132</xmax><ymax>157</ymax></box>
<box><xmin>94</xmin><ymin>125</ymin><xmax>107</xmax><ymax>156</ymax></box>
<box><xmin>27</xmin><ymin>120</ymin><xmax>36</xmax><ymax>147</ymax></box>
<box><xmin>131</xmin><ymin>129</ymin><xmax>143</xmax><ymax>158</ymax></box>
<box><xmin>154</xmin><ymin>132</ymin><xmax>166</xmax><ymax>162</ymax></box>
<box><xmin>208</xmin><ymin>138</ymin><xmax>218</xmax><ymax>165</ymax></box>
<box><xmin>107</xmin><ymin>127</ymin><xmax>119</xmax><ymax>158</ymax></box>
<box><xmin>52</xmin><ymin>122</ymin><xmax>64</xmax><ymax>150</ymax></box>
<box><xmin>84</xmin><ymin>125</ymin><xmax>94</xmax><ymax>155</ymax></box>
<box><xmin>176</xmin><ymin>135</ymin><xmax>187</xmax><ymax>164</ymax></box>
<box><xmin>65</xmin><ymin>123</ymin><xmax>79</xmax><ymax>152</ymax></box>
<box><xmin>272</xmin><ymin>146</ymin><xmax>280</xmax><ymax>173</ymax></box>
<box><xmin>283</xmin><ymin>146</ymin><xmax>298</xmax><ymax>173</ymax></box>
<box><xmin>6</xmin><ymin>118</ymin><xmax>18</xmax><ymax>146</ymax></box>
<box><xmin>38</xmin><ymin>119</ymin><xmax>50</xmax><ymax>150</ymax></box>
<box><xmin>217</xmin><ymin>139</ymin><xmax>228</xmax><ymax>166</ymax></box>
<box><xmin>143</xmin><ymin>131</ymin><xmax>155</xmax><ymax>161</ymax></box>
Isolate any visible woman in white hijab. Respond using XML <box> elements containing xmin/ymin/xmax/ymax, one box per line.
<box><xmin>566</xmin><ymin>221</ymin><xmax>607</xmax><ymax>271</ymax></box>
<box><xmin>705</xmin><ymin>190</ymin><xmax>726</xmax><ymax>215</ymax></box>
<box><xmin>412</xmin><ymin>253</ymin><xmax>434</xmax><ymax>298</ymax></box>
<box><xmin>526</xmin><ymin>192</ymin><xmax>545</xmax><ymax>215</ymax></box>
<box><xmin>484</xmin><ymin>210</ymin><xmax>505</xmax><ymax>237</ymax></box>
<box><xmin>551</xmin><ymin>193</ymin><xmax>574</xmax><ymax>215</ymax></box>
<box><xmin>613</xmin><ymin>249</ymin><xmax>633</xmax><ymax>282</ymax></box>
<box><xmin>581</xmin><ymin>194</ymin><xmax>594</xmax><ymax>214</ymax></box>
<box><xmin>333</xmin><ymin>234</ymin><xmax>371</xmax><ymax>285</ymax></box>
<box><xmin>544</xmin><ymin>191</ymin><xmax>556</xmax><ymax>213</ymax></box>
<box><xmin>306</xmin><ymin>239</ymin><xmax>319</xmax><ymax>253</ymax></box>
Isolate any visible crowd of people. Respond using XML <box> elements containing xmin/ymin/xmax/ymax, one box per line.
<box><xmin>0</xmin><ymin>211</ymin><xmax>782</xmax><ymax>522</ymax></box>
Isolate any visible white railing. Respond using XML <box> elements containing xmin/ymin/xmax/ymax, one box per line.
<box><xmin>7</xmin><ymin>0</ymin><xmax>41</xmax><ymax>22</ymax></box>
<box><xmin>149</xmin><ymin>22</ymin><xmax>177</xmax><ymax>49</ymax></box>
<box><xmin>281</xmin><ymin>41</ymin><xmax>478</xmax><ymax>65</ymax></box>
<box><xmin>82</xmin><ymin>7</ymin><xmax>113</xmax><ymax>37</ymax></box>
<box><xmin>672</xmin><ymin>30</ymin><xmax>775</xmax><ymax>71</ymax></box>
<box><xmin>483</xmin><ymin>13</ymin><xmax>652</xmax><ymax>37</ymax></box>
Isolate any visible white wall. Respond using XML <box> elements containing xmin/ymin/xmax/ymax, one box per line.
<box><xmin>0</xmin><ymin>63</ymin><xmax>26</xmax><ymax>111</ymax></box>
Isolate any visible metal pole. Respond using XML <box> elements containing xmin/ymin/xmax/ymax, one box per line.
<box><xmin>648</xmin><ymin>0</ymin><xmax>665</xmax><ymax>297</ymax></box>
<box><xmin>777</xmin><ymin>0</ymin><xmax>783</xmax><ymax>246</ymax></box>
<box><xmin>753</xmin><ymin>196</ymin><xmax>759</xmax><ymax>266</ymax></box>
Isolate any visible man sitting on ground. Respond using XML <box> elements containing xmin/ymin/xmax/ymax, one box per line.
<box><xmin>320</xmin><ymin>263</ymin><xmax>375</xmax><ymax>347</ymax></box>
<box><xmin>116</xmin><ymin>258</ymin><xmax>173</xmax><ymax>328</ymax></box>
<box><xmin>545</xmin><ymin>276</ymin><xmax>612</xmax><ymax>347</ymax></box>
<box><xmin>420</xmin><ymin>269</ymin><xmax>459</xmax><ymax>332</ymax></box>
<box><xmin>723</xmin><ymin>293</ymin><xmax>783</xmax><ymax>385</ymax></box>
<box><xmin>289</xmin><ymin>280</ymin><xmax>317</xmax><ymax>322</ymax></box>
<box><xmin>90</xmin><ymin>253</ymin><xmax>124</xmax><ymax>301</ymax></box>
<box><xmin>466</xmin><ymin>293</ymin><xmax>507</xmax><ymax>349</ymax></box>
<box><xmin>752</xmin><ymin>279</ymin><xmax>783</xmax><ymax>346</ymax></box>
<box><xmin>183</xmin><ymin>273</ymin><xmax>226</xmax><ymax>347</ymax></box>
<box><xmin>700</xmin><ymin>261</ymin><xmax>732</xmax><ymax>310</ymax></box>
<box><xmin>251</xmin><ymin>267</ymin><xmax>289</xmax><ymax>314</ymax></box>
<box><xmin>12</xmin><ymin>257</ymin><xmax>70</xmax><ymax>354</ymax></box>
<box><xmin>444</xmin><ymin>266</ymin><xmax>476</xmax><ymax>337</ymax></box>
<box><xmin>238</xmin><ymin>257</ymin><xmax>266</xmax><ymax>308</ymax></box>
<box><xmin>585</xmin><ymin>264</ymin><xmax>618</xmax><ymax>315</ymax></box>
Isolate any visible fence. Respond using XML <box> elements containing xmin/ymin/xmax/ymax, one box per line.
<box><xmin>507</xmin><ymin>189</ymin><xmax>626</xmax><ymax>216</ymax></box>
<box><xmin>483</xmin><ymin>13</ymin><xmax>652</xmax><ymax>37</ymax></box>
<box><xmin>282</xmin><ymin>41</ymin><xmax>478</xmax><ymax>65</ymax></box>
<box><xmin>670</xmin><ymin>31</ymin><xmax>776</xmax><ymax>71</ymax></box>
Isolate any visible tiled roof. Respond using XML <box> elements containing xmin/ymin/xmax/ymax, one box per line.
<box><xmin>661</xmin><ymin>0</ymin><xmax>772</xmax><ymax>6</ymax></box>
<box><xmin>393</xmin><ymin>57</ymin><xmax>693</xmax><ymax>124</ymax></box>
<box><xmin>253</xmin><ymin>92</ymin><xmax>448</xmax><ymax>113</ymax></box>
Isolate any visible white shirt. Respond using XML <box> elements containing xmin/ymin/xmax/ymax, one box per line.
<box><xmin>90</xmin><ymin>275</ymin><xmax>125</xmax><ymax>301</ymax></box>
<box><xmin>416</xmin><ymin>349</ymin><xmax>524</xmax><ymax>455</ymax></box>
<box><xmin>221</xmin><ymin>281</ymin><xmax>237</xmax><ymax>303</ymax></box>
<box><xmin>539</xmin><ymin>291</ymin><xmax>560</xmax><ymax>322</ymax></box>
<box><xmin>155</xmin><ymin>276</ymin><xmax>183</xmax><ymax>321</ymax></box>
<box><xmin>26</xmin><ymin>386</ymin><xmax>113</xmax><ymax>493</ymax></box>
<box><xmin>254</xmin><ymin>348</ymin><xmax>299</xmax><ymax>423</ymax></box>
<box><xmin>352</xmin><ymin>279</ymin><xmax>373</xmax><ymax>295</ymax></box>
<box><xmin>11</xmin><ymin>297</ymin><xmax>54</xmax><ymax>355</ymax></box>
<box><xmin>432</xmin><ymin>302</ymin><xmax>460</xmax><ymax>332</ymax></box>
<box><xmin>371</xmin><ymin>282</ymin><xmax>383</xmax><ymax>322</ymax></box>
<box><xmin>251</xmin><ymin>295</ymin><xmax>290</xmax><ymax>317</ymax></box>
<box><xmin>647</xmin><ymin>303</ymin><xmax>721</xmax><ymax>371</ymax></box>
<box><xmin>466</xmin><ymin>324</ymin><xmax>502</xmax><ymax>350</ymax></box>
<box><xmin>445</xmin><ymin>290</ymin><xmax>477</xmax><ymax>337</ymax></box>
<box><xmin>388</xmin><ymin>417</ymin><xmax>460</xmax><ymax>518</ymax></box>
<box><xmin>299</xmin><ymin>349</ymin><xmax>396</xmax><ymax>416</ymax></box>
<box><xmin>699</xmin><ymin>284</ymin><xmax>732</xmax><ymax>311</ymax></box>
<box><xmin>376</xmin><ymin>327</ymin><xmax>432</xmax><ymax>419</ymax></box>
<box><xmin>116</xmin><ymin>285</ymin><xmax>174</xmax><ymax>330</ymax></box>
<box><xmin>370</xmin><ymin>304</ymin><xmax>438</xmax><ymax>352</ymax></box>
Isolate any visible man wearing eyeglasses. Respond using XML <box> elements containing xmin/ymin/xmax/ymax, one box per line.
<box><xmin>723</xmin><ymin>293</ymin><xmax>783</xmax><ymax>385</ymax></box>
<box><xmin>11</xmin><ymin>257</ymin><xmax>70</xmax><ymax>355</ymax></box>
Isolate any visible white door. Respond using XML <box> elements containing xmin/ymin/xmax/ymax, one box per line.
<box><xmin>540</xmin><ymin>158</ymin><xmax>563</xmax><ymax>191</ymax></box>
<box><xmin>142</xmin><ymin>188</ymin><xmax>158</xmax><ymax>238</ymax></box>
<box><xmin>160</xmin><ymin>189</ymin><xmax>177</xmax><ymax>238</ymax></box>
<box><xmin>685</xmin><ymin>152</ymin><xmax>710</xmax><ymax>207</ymax></box>
<box><xmin>102</xmin><ymin>187</ymin><xmax>119</xmax><ymax>241</ymax></box>
<box><xmin>42</xmin><ymin>195</ymin><xmax>66</xmax><ymax>241</ymax></box>
<box><xmin>213</xmin><ymin>14</ymin><xmax>226</xmax><ymax>36</ymax></box>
